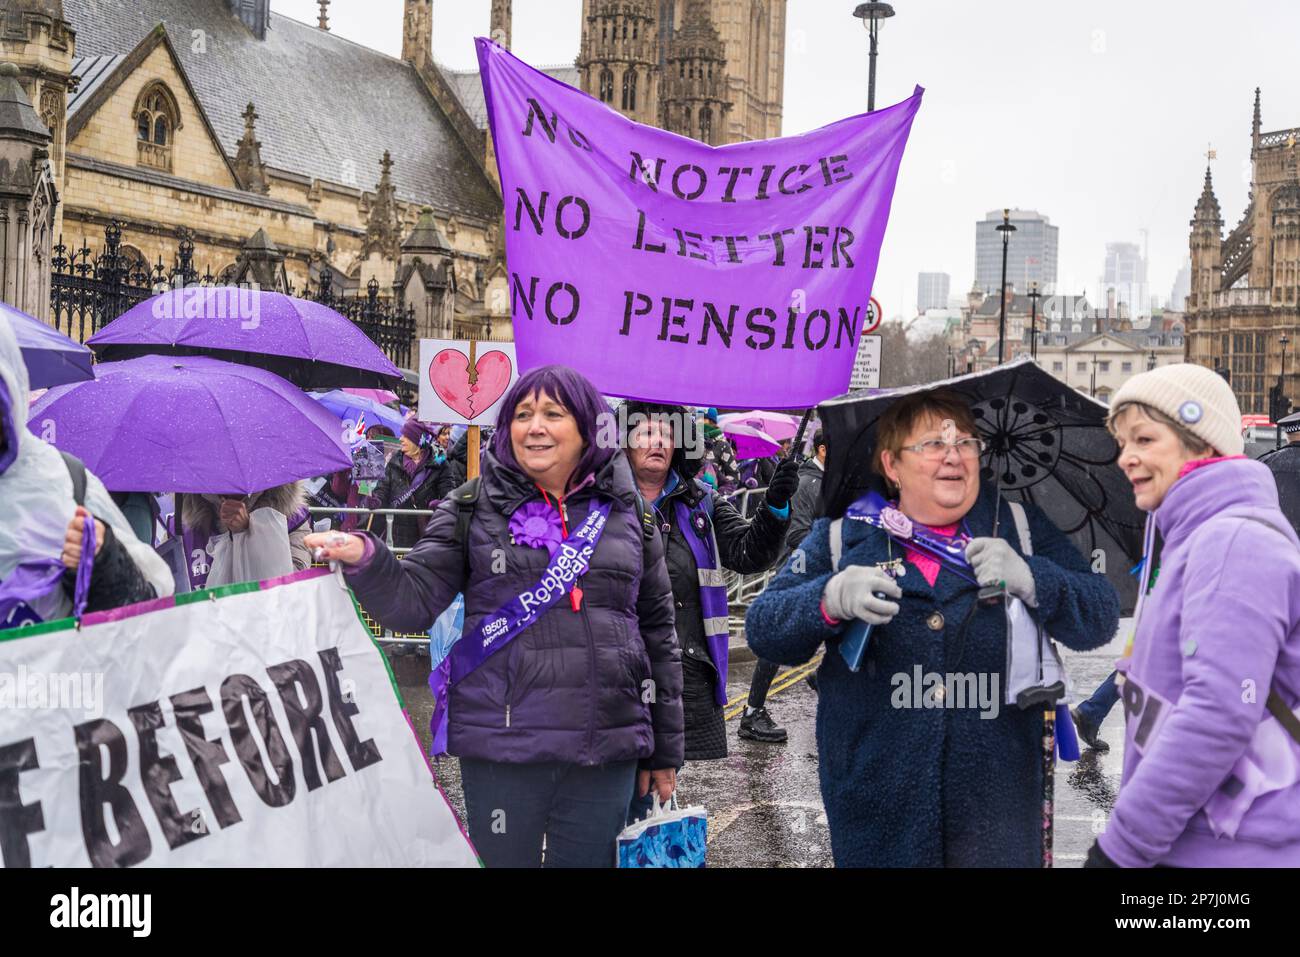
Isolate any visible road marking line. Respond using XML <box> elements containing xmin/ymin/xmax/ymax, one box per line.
<box><xmin>706</xmin><ymin>800</ymin><xmax>828</xmax><ymax>844</ymax></box>
<box><xmin>725</xmin><ymin>655</ymin><xmax>823</xmax><ymax>721</ymax></box>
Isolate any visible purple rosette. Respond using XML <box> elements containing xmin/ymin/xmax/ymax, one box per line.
<box><xmin>879</xmin><ymin>505</ymin><xmax>913</xmax><ymax>540</ymax></box>
<box><xmin>509</xmin><ymin>499</ymin><xmax>563</xmax><ymax>554</ymax></box>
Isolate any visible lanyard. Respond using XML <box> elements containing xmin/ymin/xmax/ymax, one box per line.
<box><xmin>538</xmin><ymin>485</ymin><xmax>584</xmax><ymax>612</ymax></box>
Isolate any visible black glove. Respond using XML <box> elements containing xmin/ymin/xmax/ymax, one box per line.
<box><xmin>1083</xmin><ymin>840</ymin><xmax>1118</xmax><ymax>868</ymax></box>
<box><xmin>765</xmin><ymin>458</ymin><xmax>801</xmax><ymax>510</ymax></box>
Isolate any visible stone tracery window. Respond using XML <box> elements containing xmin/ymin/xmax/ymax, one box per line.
<box><xmin>599</xmin><ymin>68</ymin><xmax>615</xmax><ymax>103</ymax></box>
<box><xmin>622</xmin><ymin>68</ymin><xmax>637</xmax><ymax>112</ymax></box>
<box><xmin>134</xmin><ymin>81</ymin><xmax>180</xmax><ymax>172</ymax></box>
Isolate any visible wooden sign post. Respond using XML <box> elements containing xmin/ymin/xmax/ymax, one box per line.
<box><xmin>466</xmin><ymin>339</ymin><xmax>480</xmax><ymax>481</ymax></box>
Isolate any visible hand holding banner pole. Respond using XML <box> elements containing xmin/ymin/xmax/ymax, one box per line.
<box><xmin>788</xmin><ymin>409</ymin><xmax>813</xmax><ymax>464</ymax></box>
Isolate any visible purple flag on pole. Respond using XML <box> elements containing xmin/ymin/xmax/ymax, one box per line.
<box><xmin>476</xmin><ymin>37</ymin><xmax>922</xmax><ymax>409</ymax></box>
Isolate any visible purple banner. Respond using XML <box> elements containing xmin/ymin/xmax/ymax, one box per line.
<box><xmin>477</xmin><ymin>38</ymin><xmax>922</xmax><ymax>409</ymax></box>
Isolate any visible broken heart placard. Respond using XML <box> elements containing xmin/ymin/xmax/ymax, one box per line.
<box><xmin>418</xmin><ymin>339</ymin><xmax>519</xmax><ymax>425</ymax></box>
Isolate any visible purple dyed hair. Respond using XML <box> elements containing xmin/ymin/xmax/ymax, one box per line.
<box><xmin>491</xmin><ymin>364</ymin><xmax>615</xmax><ymax>489</ymax></box>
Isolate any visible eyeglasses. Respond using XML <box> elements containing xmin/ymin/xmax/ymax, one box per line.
<box><xmin>898</xmin><ymin>437</ymin><xmax>986</xmax><ymax>459</ymax></box>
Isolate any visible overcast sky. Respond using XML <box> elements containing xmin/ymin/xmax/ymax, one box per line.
<box><xmin>273</xmin><ymin>0</ymin><xmax>1300</xmax><ymax>318</ymax></box>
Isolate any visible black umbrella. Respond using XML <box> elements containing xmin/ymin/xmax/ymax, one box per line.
<box><xmin>819</xmin><ymin>357</ymin><xmax>1144</xmax><ymax>616</ymax></box>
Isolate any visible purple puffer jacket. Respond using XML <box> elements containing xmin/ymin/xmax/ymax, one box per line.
<box><xmin>345</xmin><ymin>449</ymin><xmax>684</xmax><ymax>770</ymax></box>
<box><xmin>1100</xmin><ymin>458</ymin><xmax>1300</xmax><ymax>867</ymax></box>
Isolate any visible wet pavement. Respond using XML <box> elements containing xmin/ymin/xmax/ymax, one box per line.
<box><xmin>386</xmin><ymin>622</ymin><xmax>1129</xmax><ymax>868</ymax></box>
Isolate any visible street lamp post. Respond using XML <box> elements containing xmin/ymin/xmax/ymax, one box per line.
<box><xmin>1277</xmin><ymin>334</ymin><xmax>1290</xmax><ymax>450</ymax></box>
<box><xmin>1028</xmin><ymin>281</ymin><xmax>1041</xmax><ymax>360</ymax></box>
<box><xmin>1147</xmin><ymin>349</ymin><xmax>1157</xmax><ymax>371</ymax></box>
<box><xmin>996</xmin><ymin>209</ymin><xmax>1017</xmax><ymax>364</ymax></box>
<box><xmin>1091</xmin><ymin>354</ymin><xmax>1099</xmax><ymax>398</ymax></box>
<box><xmin>853</xmin><ymin>3</ymin><xmax>896</xmax><ymax>113</ymax></box>
<box><xmin>947</xmin><ymin>345</ymin><xmax>955</xmax><ymax>377</ymax></box>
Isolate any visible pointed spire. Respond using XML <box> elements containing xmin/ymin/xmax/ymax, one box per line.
<box><xmin>232</xmin><ymin>101</ymin><xmax>270</xmax><ymax>195</ymax></box>
<box><xmin>1192</xmin><ymin>165</ymin><xmax>1223</xmax><ymax>229</ymax></box>
<box><xmin>1252</xmin><ymin>87</ymin><xmax>1262</xmax><ymax>150</ymax></box>
<box><xmin>317</xmin><ymin>0</ymin><xmax>329</xmax><ymax>30</ymax></box>
<box><xmin>362</xmin><ymin>150</ymin><xmax>402</xmax><ymax>260</ymax></box>
<box><xmin>490</xmin><ymin>0</ymin><xmax>512</xmax><ymax>50</ymax></box>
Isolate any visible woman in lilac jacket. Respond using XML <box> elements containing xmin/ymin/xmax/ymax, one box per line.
<box><xmin>1089</xmin><ymin>364</ymin><xmax>1300</xmax><ymax>867</ymax></box>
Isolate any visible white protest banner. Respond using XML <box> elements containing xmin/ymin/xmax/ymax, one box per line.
<box><xmin>0</xmin><ymin>569</ymin><xmax>478</xmax><ymax>868</ymax></box>
<box><xmin>418</xmin><ymin>339</ymin><xmax>518</xmax><ymax>426</ymax></box>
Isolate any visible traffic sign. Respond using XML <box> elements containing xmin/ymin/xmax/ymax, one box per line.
<box><xmin>863</xmin><ymin>296</ymin><xmax>883</xmax><ymax>335</ymax></box>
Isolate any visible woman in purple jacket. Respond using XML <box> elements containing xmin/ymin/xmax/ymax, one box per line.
<box><xmin>1088</xmin><ymin>364</ymin><xmax>1300</xmax><ymax>867</ymax></box>
<box><xmin>307</xmin><ymin>365</ymin><xmax>684</xmax><ymax>867</ymax></box>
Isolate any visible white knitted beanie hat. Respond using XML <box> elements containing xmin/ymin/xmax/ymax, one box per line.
<box><xmin>1108</xmin><ymin>363</ymin><xmax>1243</xmax><ymax>457</ymax></box>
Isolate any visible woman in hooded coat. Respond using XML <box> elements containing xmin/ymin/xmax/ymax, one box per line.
<box><xmin>0</xmin><ymin>313</ymin><xmax>172</xmax><ymax>627</ymax></box>
<box><xmin>181</xmin><ymin>482</ymin><xmax>311</xmax><ymax>589</ymax></box>
<box><xmin>620</xmin><ymin>401</ymin><xmax>797</xmax><ymax>818</ymax></box>
<box><xmin>368</xmin><ymin>418</ymin><xmax>457</xmax><ymax>548</ymax></box>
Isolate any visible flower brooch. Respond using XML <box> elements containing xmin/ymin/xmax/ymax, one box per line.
<box><xmin>509</xmin><ymin>499</ymin><xmax>563</xmax><ymax>554</ymax></box>
<box><xmin>879</xmin><ymin>505</ymin><xmax>914</xmax><ymax>540</ymax></box>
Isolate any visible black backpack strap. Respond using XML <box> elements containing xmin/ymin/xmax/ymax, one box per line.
<box><xmin>60</xmin><ymin>450</ymin><xmax>88</xmax><ymax>507</ymax></box>
<box><xmin>1267</xmin><ymin>690</ymin><xmax>1300</xmax><ymax>746</ymax></box>
<box><xmin>633</xmin><ymin>491</ymin><xmax>656</xmax><ymax>543</ymax></box>
<box><xmin>450</xmin><ymin>477</ymin><xmax>481</xmax><ymax>571</ymax></box>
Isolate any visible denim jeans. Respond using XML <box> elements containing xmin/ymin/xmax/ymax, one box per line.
<box><xmin>460</xmin><ymin>758</ymin><xmax>637</xmax><ymax>868</ymax></box>
<box><xmin>1076</xmin><ymin>670</ymin><xmax>1120</xmax><ymax>728</ymax></box>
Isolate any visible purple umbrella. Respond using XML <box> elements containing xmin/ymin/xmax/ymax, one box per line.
<box><xmin>343</xmin><ymin>387</ymin><xmax>400</xmax><ymax>405</ymax></box>
<box><xmin>28</xmin><ymin>355</ymin><xmax>352</xmax><ymax>494</ymax></box>
<box><xmin>2</xmin><ymin>302</ymin><xmax>94</xmax><ymax>389</ymax></box>
<box><xmin>87</xmin><ymin>287</ymin><xmax>402</xmax><ymax>389</ymax></box>
<box><xmin>724</xmin><ymin>423</ymin><xmax>782</xmax><ymax>460</ymax></box>
<box><xmin>719</xmin><ymin>410</ymin><xmax>800</xmax><ymax>441</ymax></box>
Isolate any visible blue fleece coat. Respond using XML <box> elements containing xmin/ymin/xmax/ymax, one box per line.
<box><xmin>746</xmin><ymin>487</ymin><xmax>1120</xmax><ymax>867</ymax></box>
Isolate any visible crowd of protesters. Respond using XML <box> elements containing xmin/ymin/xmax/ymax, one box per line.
<box><xmin>4</xmin><ymin>296</ymin><xmax>1298</xmax><ymax>870</ymax></box>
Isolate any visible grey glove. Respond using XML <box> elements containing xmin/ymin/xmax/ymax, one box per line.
<box><xmin>965</xmin><ymin>537</ymin><xmax>1037</xmax><ymax>607</ymax></box>
<box><xmin>822</xmin><ymin>565</ymin><xmax>902</xmax><ymax>626</ymax></box>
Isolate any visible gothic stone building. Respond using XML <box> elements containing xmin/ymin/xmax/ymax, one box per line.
<box><xmin>0</xmin><ymin>0</ymin><xmax>517</xmax><ymax>349</ymax></box>
<box><xmin>1186</xmin><ymin>89</ymin><xmax>1300</xmax><ymax>415</ymax></box>
<box><xmin>576</xmin><ymin>0</ymin><xmax>786</xmax><ymax>146</ymax></box>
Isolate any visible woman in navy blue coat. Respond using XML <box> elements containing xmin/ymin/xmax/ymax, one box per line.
<box><xmin>746</xmin><ymin>389</ymin><xmax>1120</xmax><ymax>867</ymax></box>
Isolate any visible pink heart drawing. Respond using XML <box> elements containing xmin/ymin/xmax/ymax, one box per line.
<box><xmin>428</xmin><ymin>348</ymin><xmax>513</xmax><ymax>420</ymax></box>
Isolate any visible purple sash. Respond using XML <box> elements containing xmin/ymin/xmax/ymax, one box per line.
<box><xmin>844</xmin><ymin>490</ymin><xmax>978</xmax><ymax>585</ymax></box>
<box><xmin>428</xmin><ymin>496</ymin><xmax>614</xmax><ymax>749</ymax></box>
<box><xmin>182</xmin><ymin>525</ymin><xmax>215</xmax><ymax>591</ymax></box>
<box><xmin>674</xmin><ymin>497</ymin><xmax>730</xmax><ymax>707</ymax></box>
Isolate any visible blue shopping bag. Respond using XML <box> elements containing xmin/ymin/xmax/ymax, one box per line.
<box><xmin>616</xmin><ymin>794</ymin><xmax>707</xmax><ymax>868</ymax></box>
